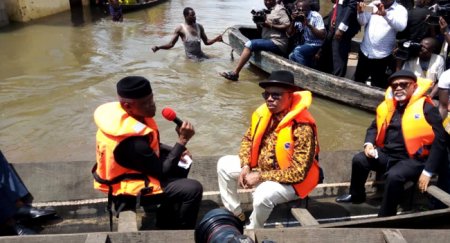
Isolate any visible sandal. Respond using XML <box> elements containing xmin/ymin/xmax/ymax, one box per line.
<box><xmin>220</xmin><ymin>71</ymin><xmax>239</xmax><ymax>81</ymax></box>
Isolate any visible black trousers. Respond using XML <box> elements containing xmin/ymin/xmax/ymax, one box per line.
<box><xmin>354</xmin><ymin>50</ymin><xmax>392</xmax><ymax>89</ymax></box>
<box><xmin>331</xmin><ymin>34</ymin><xmax>353</xmax><ymax>77</ymax></box>
<box><xmin>114</xmin><ymin>178</ymin><xmax>203</xmax><ymax>229</ymax></box>
<box><xmin>349</xmin><ymin>150</ymin><xmax>424</xmax><ymax>217</ymax></box>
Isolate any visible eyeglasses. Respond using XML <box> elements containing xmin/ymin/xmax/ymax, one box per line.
<box><xmin>390</xmin><ymin>81</ymin><xmax>412</xmax><ymax>90</ymax></box>
<box><xmin>261</xmin><ymin>91</ymin><xmax>290</xmax><ymax>100</ymax></box>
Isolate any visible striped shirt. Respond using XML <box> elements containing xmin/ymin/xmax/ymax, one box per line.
<box><xmin>294</xmin><ymin>11</ymin><xmax>325</xmax><ymax>47</ymax></box>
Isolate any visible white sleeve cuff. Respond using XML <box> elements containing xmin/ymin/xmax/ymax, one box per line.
<box><xmin>422</xmin><ymin>170</ymin><xmax>433</xmax><ymax>177</ymax></box>
<box><xmin>363</xmin><ymin>142</ymin><xmax>373</xmax><ymax>148</ymax></box>
<box><xmin>338</xmin><ymin>23</ymin><xmax>348</xmax><ymax>32</ymax></box>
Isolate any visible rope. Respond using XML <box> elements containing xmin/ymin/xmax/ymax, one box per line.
<box><xmin>219</xmin><ymin>26</ymin><xmax>236</xmax><ymax>61</ymax></box>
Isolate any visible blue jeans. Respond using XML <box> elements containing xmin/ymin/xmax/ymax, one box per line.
<box><xmin>245</xmin><ymin>39</ymin><xmax>283</xmax><ymax>56</ymax></box>
<box><xmin>289</xmin><ymin>44</ymin><xmax>321</xmax><ymax>67</ymax></box>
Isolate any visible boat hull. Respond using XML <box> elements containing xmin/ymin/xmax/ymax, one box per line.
<box><xmin>227</xmin><ymin>25</ymin><xmax>385</xmax><ymax>112</ymax></box>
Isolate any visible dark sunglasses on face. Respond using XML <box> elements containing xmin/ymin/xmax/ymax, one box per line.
<box><xmin>261</xmin><ymin>91</ymin><xmax>290</xmax><ymax>100</ymax></box>
<box><xmin>390</xmin><ymin>81</ymin><xmax>412</xmax><ymax>90</ymax></box>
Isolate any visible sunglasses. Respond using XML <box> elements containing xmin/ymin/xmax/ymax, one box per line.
<box><xmin>261</xmin><ymin>91</ymin><xmax>290</xmax><ymax>100</ymax></box>
<box><xmin>390</xmin><ymin>81</ymin><xmax>412</xmax><ymax>90</ymax></box>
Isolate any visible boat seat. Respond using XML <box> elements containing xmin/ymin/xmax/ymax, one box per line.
<box><xmin>111</xmin><ymin>194</ymin><xmax>162</xmax><ymax>232</ymax></box>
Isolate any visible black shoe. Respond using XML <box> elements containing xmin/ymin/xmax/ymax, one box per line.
<box><xmin>15</xmin><ymin>205</ymin><xmax>57</xmax><ymax>220</ymax></box>
<box><xmin>14</xmin><ymin>224</ymin><xmax>37</xmax><ymax>235</ymax></box>
<box><xmin>335</xmin><ymin>194</ymin><xmax>365</xmax><ymax>204</ymax></box>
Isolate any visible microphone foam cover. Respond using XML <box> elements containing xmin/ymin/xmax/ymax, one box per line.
<box><xmin>162</xmin><ymin>107</ymin><xmax>176</xmax><ymax>121</ymax></box>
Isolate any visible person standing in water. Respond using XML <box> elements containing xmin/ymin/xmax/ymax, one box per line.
<box><xmin>151</xmin><ymin>7</ymin><xmax>223</xmax><ymax>60</ymax></box>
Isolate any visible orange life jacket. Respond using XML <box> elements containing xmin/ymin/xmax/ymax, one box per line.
<box><xmin>249</xmin><ymin>91</ymin><xmax>320</xmax><ymax>198</ymax></box>
<box><xmin>375</xmin><ymin>78</ymin><xmax>435</xmax><ymax>158</ymax></box>
<box><xmin>93</xmin><ymin>102</ymin><xmax>163</xmax><ymax>197</ymax></box>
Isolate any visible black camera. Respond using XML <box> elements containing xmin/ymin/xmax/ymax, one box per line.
<box><xmin>195</xmin><ymin>208</ymin><xmax>254</xmax><ymax>243</ymax></box>
<box><xmin>427</xmin><ymin>0</ymin><xmax>450</xmax><ymax>25</ymax></box>
<box><xmin>394</xmin><ymin>40</ymin><xmax>422</xmax><ymax>61</ymax></box>
<box><xmin>294</xmin><ymin>13</ymin><xmax>306</xmax><ymax>22</ymax></box>
<box><xmin>251</xmin><ymin>9</ymin><xmax>269</xmax><ymax>24</ymax></box>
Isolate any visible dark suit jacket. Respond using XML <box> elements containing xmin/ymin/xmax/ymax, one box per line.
<box><xmin>326</xmin><ymin>0</ymin><xmax>360</xmax><ymax>38</ymax></box>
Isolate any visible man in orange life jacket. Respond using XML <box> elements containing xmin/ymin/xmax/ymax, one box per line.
<box><xmin>336</xmin><ymin>70</ymin><xmax>447</xmax><ymax>217</ymax></box>
<box><xmin>93</xmin><ymin>76</ymin><xmax>202</xmax><ymax>229</ymax></box>
<box><xmin>217</xmin><ymin>70</ymin><xmax>321</xmax><ymax>228</ymax></box>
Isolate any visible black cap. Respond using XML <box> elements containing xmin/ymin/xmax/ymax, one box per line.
<box><xmin>259</xmin><ymin>70</ymin><xmax>300</xmax><ymax>91</ymax></box>
<box><xmin>116</xmin><ymin>76</ymin><xmax>152</xmax><ymax>99</ymax></box>
<box><xmin>387</xmin><ymin>70</ymin><xmax>417</xmax><ymax>83</ymax></box>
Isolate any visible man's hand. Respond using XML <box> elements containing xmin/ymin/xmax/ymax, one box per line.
<box><xmin>418</xmin><ymin>173</ymin><xmax>431</xmax><ymax>193</ymax></box>
<box><xmin>180</xmin><ymin>150</ymin><xmax>192</xmax><ymax>162</ymax></box>
<box><xmin>215</xmin><ymin>35</ymin><xmax>223</xmax><ymax>43</ymax></box>
<box><xmin>334</xmin><ymin>29</ymin><xmax>343</xmax><ymax>41</ymax></box>
<box><xmin>245</xmin><ymin>172</ymin><xmax>261</xmax><ymax>188</ymax></box>
<box><xmin>364</xmin><ymin>143</ymin><xmax>376</xmax><ymax>158</ymax></box>
<box><xmin>439</xmin><ymin>16</ymin><xmax>448</xmax><ymax>34</ymax></box>
<box><xmin>151</xmin><ymin>46</ymin><xmax>159</xmax><ymax>53</ymax></box>
<box><xmin>177</xmin><ymin>121</ymin><xmax>195</xmax><ymax>145</ymax></box>
<box><xmin>375</xmin><ymin>3</ymin><xmax>386</xmax><ymax>16</ymax></box>
<box><xmin>239</xmin><ymin>166</ymin><xmax>251</xmax><ymax>188</ymax></box>
<box><xmin>357</xmin><ymin>2</ymin><xmax>365</xmax><ymax>13</ymax></box>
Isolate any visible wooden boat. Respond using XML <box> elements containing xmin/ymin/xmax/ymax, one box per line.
<box><xmin>1</xmin><ymin>150</ymin><xmax>449</xmax><ymax>242</ymax></box>
<box><xmin>102</xmin><ymin>0</ymin><xmax>168</xmax><ymax>13</ymax></box>
<box><xmin>227</xmin><ymin>25</ymin><xmax>385</xmax><ymax>112</ymax></box>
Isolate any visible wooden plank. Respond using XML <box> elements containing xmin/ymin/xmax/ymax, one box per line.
<box><xmin>118</xmin><ymin>210</ymin><xmax>138</xmax><ymax>232</ymax></box>
<box><xmin>291</xmin><ymin>208</ymin><xmax>319</xmax><ymax>226</ymax></box>
<box><xmin>85</xmin><ymin>233</ymin><xmax>109</xmax><ymax>243</ymax></box>
<box><xmin>427</xmin><ymin>185</ymin><xmax>450</xmax><ymax>207</ymax></box>
<box><xmin>316</xmin><ymin>208</ymin><xmax>450</xmax><ymax>228</ymax></box>
<box><xmin>382</xmin><ymin>229</ymin><xmax>407</xmax><ymax>243</ymax></box>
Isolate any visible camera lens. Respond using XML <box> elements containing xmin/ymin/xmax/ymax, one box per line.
<box><xmin>195</xmin><ymin>208</ymin><xmax>251</xmax><ymax>243</ymax></box>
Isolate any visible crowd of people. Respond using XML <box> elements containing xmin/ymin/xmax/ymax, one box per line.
<box><xmin>2</xmin><ymin>0</ymin><xmax>450</xmax><ymax>236</ymax></box>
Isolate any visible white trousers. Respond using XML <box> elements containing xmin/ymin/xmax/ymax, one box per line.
<box><xmin>217</xmin><ymin>155</ymin><xmax>298</xmax><ymax>228</ymax></box>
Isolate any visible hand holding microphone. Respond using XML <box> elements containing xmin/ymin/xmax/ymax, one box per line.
<box><xmin>162</xmin><ymin>107</ymin><xmax>195</xmax><ymax>145</ymax></box>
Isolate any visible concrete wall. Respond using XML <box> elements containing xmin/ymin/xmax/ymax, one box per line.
<box><xmin>4</xmin><ymin>0</ymin><xmax>89</xmax><ymax>22</ymax></box>
<box><xmin>0</xmin><ymin>0</ymin><xmax>9</xmax><ymax>26</ymax></box>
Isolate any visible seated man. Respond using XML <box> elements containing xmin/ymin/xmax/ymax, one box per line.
<box><xmin>220</xmin><ymin>0</ymin><xmax>290</xmax><ymax>81</ymax></box>
<box><xmin>92</xmin><ymin>76</ymin><xmax>203</xmax><ymax>229</ymax></box>
<box><xmin>336</xmin><ymin>70</ymin><xmax>447</xmax><ymax>217</ymax></box>
<box><xmin>151</xmin><ymin>7</ymin><xmax>222</xmax><ymax>60</ymax></box>
<box><xmin>0</xmin><ymin>150</ymin><xmax>57</xmax><ymax>236</ymax></box>
<box><xmin>217</xmin><ymin>70</ymin><xmax>321</xmax><ymax>228</ymax></box>
<box><xmin>287</xmin><ymin>0</ymin><xmax>326</xmax><ymax>67</ymax></box>
<box><xmin>402</xmin><ymin>37</ymin><xmax>445</xmax><ymax>88</ymax></box>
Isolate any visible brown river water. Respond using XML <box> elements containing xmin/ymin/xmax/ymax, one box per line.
<box><xmin>0</xmin><ymin>0</ymin><xmax>372</xmax><ymax>163</ymax></box>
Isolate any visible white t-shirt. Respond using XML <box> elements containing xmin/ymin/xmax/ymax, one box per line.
<box><xmin>438</xmin><ymin>69</ymin><xmax>450</xmax><ymax>90</ymax></box>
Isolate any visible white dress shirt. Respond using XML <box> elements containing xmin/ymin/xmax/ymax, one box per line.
<box><xmin>358</xmin><ymin>1</ymin><xmax>407</xmax><ymax>59</ymax></box>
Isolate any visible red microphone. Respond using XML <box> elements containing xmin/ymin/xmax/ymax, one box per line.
<box><xmin>161</xmin><ymin>107</ymin><xmax>183</xmax><ymax>127</ymax></box>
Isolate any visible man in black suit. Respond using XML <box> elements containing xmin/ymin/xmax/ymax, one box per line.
<box><xmin>0</xmin><ymin>150</ymin><xmax>57</xmax><ymax>235</ymax></box>
<box><xmin>320</xmin><ymin>0</ymin><xmax>360</xmax><ymax>77</ymax></box>
<box><xmin>335</xmin><ymin>70</ymin><xmax>448</xmax><ymax>216</ymax></box>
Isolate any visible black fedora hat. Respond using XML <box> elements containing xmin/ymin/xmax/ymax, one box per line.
<box><xmin>259</xmin><ymin>70</ymin><xmax>300</xmax><ymax>91</ymax></box>
<box><xmin>387</xmin><ymin>70</ymin><xmax>417</xmax><ymax>83</ymax></box>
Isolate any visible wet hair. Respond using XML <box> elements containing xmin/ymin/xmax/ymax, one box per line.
<box><xmin>183</xmin><ymin>7</ymin><xmax>194</xmax><ymax>17</ymax></box>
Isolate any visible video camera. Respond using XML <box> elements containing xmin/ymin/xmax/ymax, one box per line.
<box><xmin>195</xmin><ymin>208</ymin><xmax>254</xmax><ymax>243</ymax></box>
<box><xmin>426</xmin><ymin>0</ymin><xmax>450</xmax><ymax>25</ymax></box>
<box><xmin>394</xmin><ymin>40</ymin><xmax>422</xmax><ymax>61</ymax></box>
<box><xmin>251</xmin><ymin>9</ymin><xmax>270</xmax><ymax>24</ymax></box>
<box><xmin>293</xmin><ymin>10</ymin><xmax>306</xmax><ymax>22</ymax></box>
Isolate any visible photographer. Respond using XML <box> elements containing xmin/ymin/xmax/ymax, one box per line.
<box><xmin>220</xmin><ymin>0</ymin><xmax>290</xmax><ymax>81</ymax></box>
<box><xmin>402</xmin><ymin>37</ymin><xmax>445</xmax><ymax>88</ymax></box>
<box><xmin>287</xmin><ymin>0</ymin><xmax>326</xmax><ymax>68</ymax></box>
